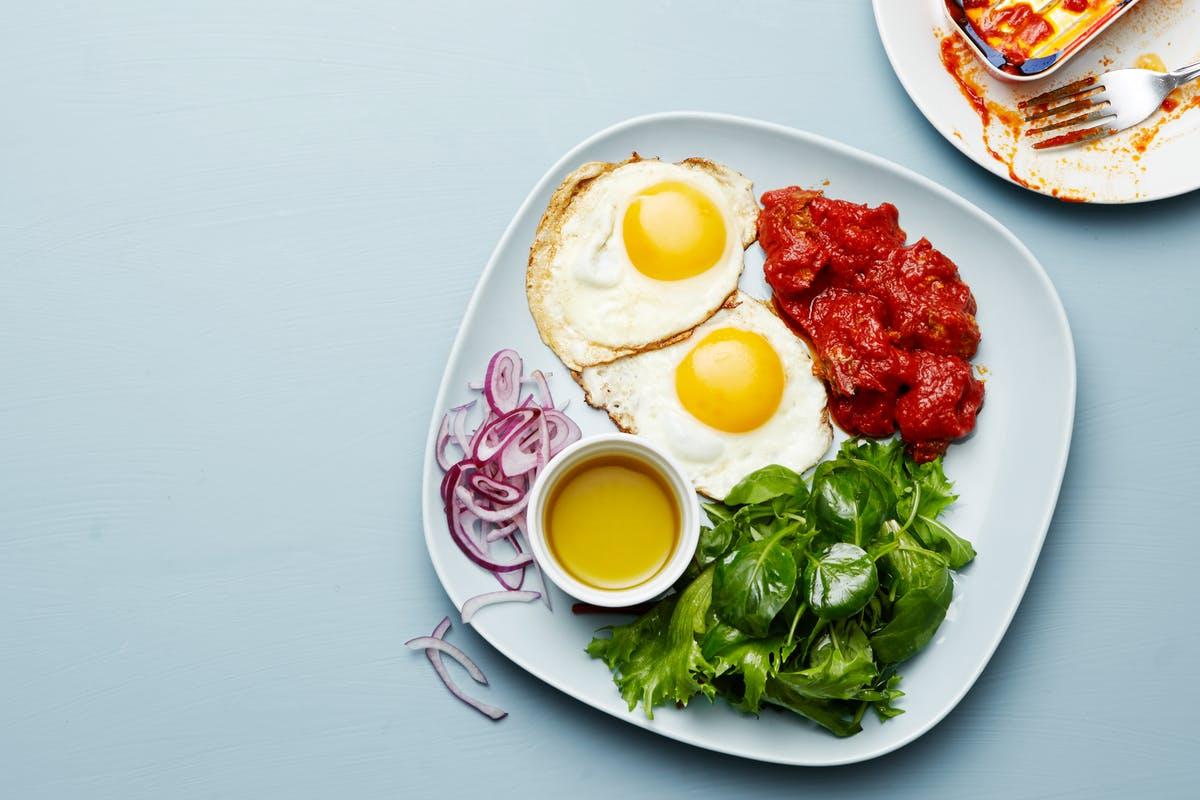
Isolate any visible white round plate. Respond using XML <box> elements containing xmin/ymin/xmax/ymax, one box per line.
<box><xmin>873</xmin><ymin>0</ymin><xmax>1200</xmax><ymax>203</ymax></box>
<box><xmin>421</xmin><ymin>112</ymin><xmax>1076</xmax><ymax>765</ymax></box>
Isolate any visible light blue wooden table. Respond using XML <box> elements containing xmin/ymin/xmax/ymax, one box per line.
<box><xmin>3</xmin><ymin>2</ymin><xmax>1197</xmax><ymax>797</ymax></box>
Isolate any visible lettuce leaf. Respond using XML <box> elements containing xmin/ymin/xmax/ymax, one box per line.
<box><xmin>586</xmin><ymin>567</ymin><xmax>716</xmax><ymax>718</ymax></box>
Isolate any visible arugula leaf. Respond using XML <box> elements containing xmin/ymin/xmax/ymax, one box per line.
<box><xmin>761</xmin><ymin>679</ymin><xmax>865</xmax><ymax>738</ymax></box>
<box><xmin>903</xmin><ymin>457</ymin><xmax>956</xmax><ymax>517</ymax></box>
<box><xmin>701</xmin><ymin>623</ymin><xmax>794</xmax><ymax>713</ymax></box>
<box><xmin>910</xmin><ymin>514</ymin><xmax>975</xmax><ymax>571</ymax></box>
<box><xmin>811</xmin><ymin>459</ymin><xmax>895</xmax><ymax>548</ymax></box>
<box><xmin>712</xmin><ymin>526</ymin><xmax>798</xmax><ymax>637</ymax></box>
<box><xmin>804</xmin><ymin>542</ymin><xmax>879</xmax><ymax>620</ymax></box>
<box><xmin>898</xmin><ymin>458</ymin><xmax>976</xmax><ymax>569</ymax></box>
<box><xmin>703</xmin><ymin>501</ymin><xmax>736</xmax><ymax>526</ymax></box>
<box><xmin>871</xmin><ymin>673</ymin><xmax>906</xmax><ymax>720</ymax></box>
<box><xmin>840</xmin><ymin>437</ymin><xmax>906</xmax><ymax>481</ymax></box>
<box><xmin>881</xmin><ymin>530</ymin><xmax>948</xmax><ymax>592</ymax></box>
<box><xmin>586</xmin><ymin>568</ymin><xmax>716</xmax><ymax>718</ymax></box>
<box><xmin>724</xmin><ymin>464</ymin><xmax>807</xmax><ymax>506</ymax></box>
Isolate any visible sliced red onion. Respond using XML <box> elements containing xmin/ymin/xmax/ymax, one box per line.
<box><xmin>543</xmin><ymin>408</ymin><xmax>581</xmax><ymax>457</ymax></box>
<box><xmin>415</xmin><ymin>619</ymin><xmax>507</xmax><ymax>721</ymax></box>
<box><xmin>511</xmin><ymin>521</ymin><xmax>553</xmax><ymax>611</ymax></box>
<box><xmin>484</xmin><ymin>522</ymin><xmax>518</xmax><ymax>543</ymax></box>
<box><xmin>483</xmin><ymin>349</ymin><xmax>522</xmax><ymax>415</ymax></box>
<box><xmin>450</xmin><ymin>400</ymin><xmax>476</xmax><ymax>451</ymax></box>
<box><xmin>472</xmin><ymin>408</ymin><xmax>541</xmax><ymax>465</ymax></box>
<box><xmin>406</xmin><ymin>636</ymin><xmax>489</xmax><ymax>685</ymax></box>
<box><xmin>495</xmin><ymin>566</ymin><xmax>526</xmax><ymax>591</ymax></box>
<box><xmin>499</xmin><ymin>412</ymin><xmax>549</xmax><ymax>477</ymax></box>
<box><xmin>469</xmin><ymin>473</ymin><xmax>522</xmax><ymax>504</ymax></box>
<box><xmin>455</xmin><ymin>484</ymin><xmax>530</xmax><ymax>524</ymax></box>
<box><xmin>428</xmin><ymin>655</ymin><xmax>506</xmax><ymax>720</ymax></box>
<box><xmin>527</xmin><ymin>370</ymin><xmax>554</xmax><ymax>409</ymax></box>
<box><xmin>461</xmin><ymin>591</ymin><xmax>541</xmax><ymax>624</ymax></box>
<box><xmin>490</xmin><ymin>517</ymin><xmax>527</xmax><ymax>590</ymax></box>
<box><xmin>437</xmin><ymin>348</ymin><xmax>580</xmax><ymax>610</ymax></box>
<box><xmin>446</xmin><ymin>497</ymin><xmax>534</xmax><ymax>572</ymax></box>
<box><xmin>435</xmin><ymin>414</ymin><xmax>454</xmax><ymax>471</ymax></box>
<box><xmin>529</xmin><ymin>559</ymin><xmax>552</xmax><ymax>610</ymax></box>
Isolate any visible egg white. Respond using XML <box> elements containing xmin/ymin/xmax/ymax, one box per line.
<box><xmin>527</xmin><ymin>157</ymin><xmax>758</xmax><ymax>371</ymax></box>
<box><xmin>579</xmin><ymin>293</ymin><xmax>832</xmax><ymax>499</ymax></box>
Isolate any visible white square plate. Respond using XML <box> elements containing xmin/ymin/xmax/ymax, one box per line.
<box><xmin>421</xmin><ymin>112</ymin><xmax>1075</xmax><ymax>765</ymax></box>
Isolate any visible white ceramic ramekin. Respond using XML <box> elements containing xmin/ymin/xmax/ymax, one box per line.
<box><xmin>526</xmin><ymin>433</ymin><xmax>700</xmax><ymax>607</ymax></box>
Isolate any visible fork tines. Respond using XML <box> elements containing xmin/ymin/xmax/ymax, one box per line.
<box><xmin>1019</xmin><ymin>75</ymin><xmax>1098</xmax><ymax>109</ymax></box>
<box><xmin>1021</xmin><ymin>75</ymin><xmax>1116</xmax><ymax>150</ymax></box>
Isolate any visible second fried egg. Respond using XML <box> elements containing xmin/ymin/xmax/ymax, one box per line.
<box><xmin>579</xmin><ymin>293</ymin><xmax>832</xmax><ymax>499</ymax></box>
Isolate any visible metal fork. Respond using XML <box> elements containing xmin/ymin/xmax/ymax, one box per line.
<box><xmin>1021</xmin><ymin>59</ymin><xmax>1200</xmax><ymax>149</ymax></box>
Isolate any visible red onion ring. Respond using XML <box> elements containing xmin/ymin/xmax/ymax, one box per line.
<box><xmin>483</xmin><ymin>349</ymin><xmax>522</xmax><ymax>415</ymax></box>
<box><xmin>455</xmin><ymin>484</ymin><xmax>530</xmax><ymax>523</ymax></box>
<box><xmin>445</xmin><ymin>497</ymin><xmax>533</xmax><ymax>572</ymax></box>
<box><xmin>472</xmin><ymin>408</ymin><xmax>541</xmax><ymax>466</ymax></box>
<box><xmin>435</xmin><ymin>348</ymin><xmax>580</xmax><ymax>612</ymax></box>
<box><xmin>469</xmin><ymin>473</ymin><xmax>522</xmax><ymax>505</ymax></box>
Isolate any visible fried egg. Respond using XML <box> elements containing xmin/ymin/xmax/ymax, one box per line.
<box><xmin>528</xmin><ymin>156</ymin><xmax>758</xmax><ymax>371</ymax></box>
<box><xmin>579</xmin><ymin>293</ymin><xmax>832</xmax><ymax>499</ymax></box>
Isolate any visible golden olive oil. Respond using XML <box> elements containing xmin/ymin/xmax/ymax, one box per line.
<box><xmin>544</xmin><ymin>454</ymin><xmax>679</xmax><ymax>590</ymax></box>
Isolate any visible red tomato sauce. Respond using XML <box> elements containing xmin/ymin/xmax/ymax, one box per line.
<box><xmin>758</xmin><ymin>188</ymin><xmax>984</xmax><ymax>462</ymax></box>
<box><xmin>963</xmin><ymin>0</ymin><xmax>1053</xmax><ymax>67</ymax></box>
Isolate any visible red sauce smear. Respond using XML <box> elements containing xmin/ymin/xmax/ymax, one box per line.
<box><xmin>758</xmin><ymin>188</ymin><xmax>984</xmax><ymax>462</ymax></box>
<box><xmin>939</xmin><ymin>36</ymin><xmax>1036</xmax><ymax>191</ymax></box>
<box><xmin>1032</xmin><ymin>125</ymin><xmax>1117</xmax><ymax>150</ymax></box>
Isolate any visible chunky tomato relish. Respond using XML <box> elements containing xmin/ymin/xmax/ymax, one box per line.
<box><xmin>759</xmin><ymin>188</ymin><xmax>984</xmax><ymax>461</ymax></box>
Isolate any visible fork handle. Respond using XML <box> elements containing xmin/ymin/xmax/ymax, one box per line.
<box><xmin>1170</xmin><ymin>60</ymin><xmax>1200</xmax><ymax>87</ymax></box>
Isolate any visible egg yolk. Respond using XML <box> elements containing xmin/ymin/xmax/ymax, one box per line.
<box><xmin>622</xmin><ymin>181</ymin><xmax>727</xmax><ymax>281</ymax></box>
<box><xmin>675</xmin><ymin>328</ymin><xmax>785</xmax><ymax>433</ymax></box>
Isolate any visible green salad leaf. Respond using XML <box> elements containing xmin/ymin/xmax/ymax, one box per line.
<box><xmin>586</xmin><ymin>438</ymin><xmax>973</xmax><ymax>737</ymax></box>
<box><xmin>872</xmin><ymin>530</ymin><xmax>954</xmax><ymax>664</ymax></box>
<box><xmin>701</xmin><ymin>623</ymin><xmax>793</xmax><ymax>714</ymax></box>
<box><xmin>898</xmin><ymin>457</ymin><xmax>976</xmax><ymax>569</ymax></box>
<box><xmin>724</xmin><ymin>464</ymin><xmax>808</xmax><ymax>506</ymax></box>
<box><xmin>712</xmin><ymin>525</ymin><xmax>799</xmax><ymax>637</ymax></box>
<box><xmin>811</xmin><ymin>459</ymin><xmax>894</xmax><ymax>547</ymax></box>
<box><xmin>804</xmin><ymin>542</ymin><xmax>878</xmax><ymax>620</ymax></box>
<box><xmin>778</xmin><ymin>622</ymin><xmax>878</xmax><ymax>700</ymax></box>
<box><xmin>761</xmin><ymin>679</ymin><xmax>865</xmax><ymax>738</ymax></box>
<box><xmin>586</xmin><ymin>567</ymin><xmax>716</xmax><ymax>718</ymax></box>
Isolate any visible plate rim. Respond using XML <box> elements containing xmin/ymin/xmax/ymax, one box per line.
<box><xmin>870</xmin><ymin>0</ymin><xmax>1199</xmax><ymax>205</ymax></box>
<box><xmin>419</xmin><ymin>110</ymin><xmax>1077</xmax><ymax>766</ymax></box>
